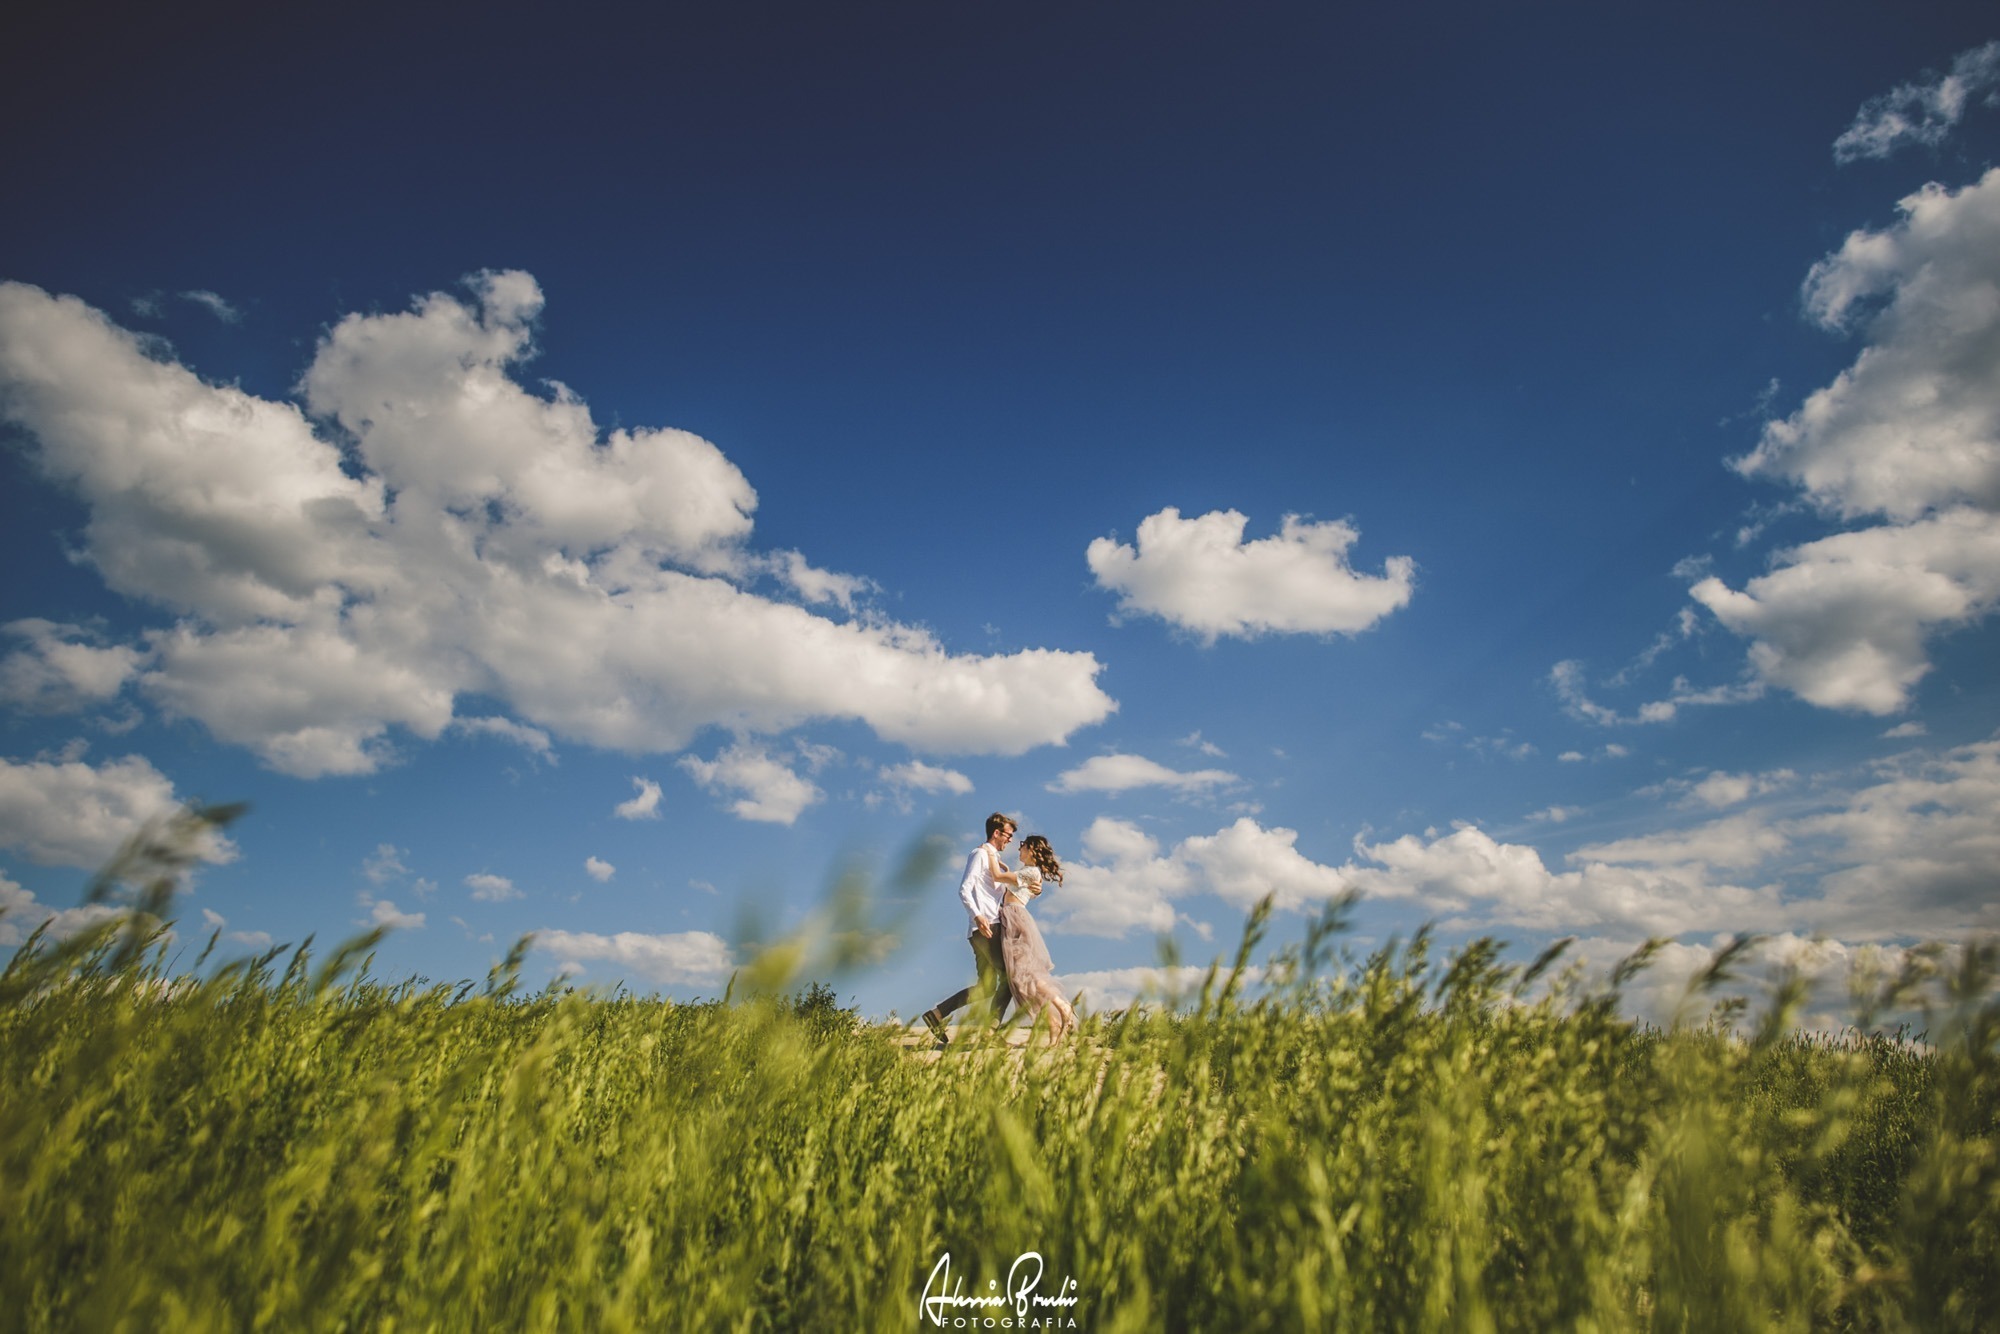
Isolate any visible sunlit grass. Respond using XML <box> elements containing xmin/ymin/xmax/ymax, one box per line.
<box><xmin>0</xmin><ymin>810</ymin><xmax>1994</xmax><ymax>1330</ymax></box>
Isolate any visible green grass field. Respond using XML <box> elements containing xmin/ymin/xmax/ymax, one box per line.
<box><xmin>1</xmin><ymin>816</ymin><xmax>1995</xmax><ymax>1330</ymax></box>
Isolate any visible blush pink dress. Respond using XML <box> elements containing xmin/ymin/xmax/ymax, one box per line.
<box><xmin>998</xmin><ymin>867</ymin><xmax>1066</xmax><ymax>1021</ymax></box>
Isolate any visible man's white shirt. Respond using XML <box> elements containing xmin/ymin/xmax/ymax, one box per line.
<box><xmin>958</xmin><ymin>843</ymin><xmax>1004</xmax><ymax>936</ymax></box>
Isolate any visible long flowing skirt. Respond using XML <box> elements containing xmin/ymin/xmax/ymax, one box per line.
<box><xmin>999</xmin><ymin>899</ymin><xmax>1065</xmax><ymax>1020</ymax></box>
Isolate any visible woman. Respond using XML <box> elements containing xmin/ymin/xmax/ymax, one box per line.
<box><xmin>999</xmin><ymin>834</ymin><xmax>1076</xmax><ymax>1043</ymax></box>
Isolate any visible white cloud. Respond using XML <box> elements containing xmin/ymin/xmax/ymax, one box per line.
<box><xmin>1353</xmin><ymin>737</ymin><xmax>2000</xmax><ymax>943</ymax></box>
<box><xmin>1558</xmin><ymin>751</ymin><xmax>1585</xmax><ymax>763</ymax></box>
<box><xmin>464</xmin><ymin>872</ymin><xmax>522</xmax><ymax>902</ymax></box>
<box><xmin>534</xmin><ymin>928</ymin><xmax>732</xmax><ymax>987</ymax></box>
<box><xmin>0</xmin><ymin>752</ymin><xmax>233</xmax><ymax>868</ymax></box>
<box><xmin>1041</xmin><ymin>815</ymin><xmax>1344</xmax><ymax>938</ymax></box>
<box><xmin>1575</xmin><ymin>814</ymin><xmax>1791</xmax><ymax>871</ymax></box>
<box><xmin>178</xmin><ymin>289</ymin><xmax>242</xmax><ymax>323</ymax></box>
<box><xmin>0</xmin><ymin>869</ymin><xmax>121</xmax><ymax>946</ymax></box>
<box><xmin>449</xmin><ymin>915</ymin><xmax>494</xmax><ymax>944</ymax></box>
<box><xmin>1832</xmin><ymin>41</ymin><xmax>2000</xmax><ymax>163</ymax></box>
<box><xmin>679</xmin><ymin>743</ymin><xmax>822</xmax><ymax>824</ymax></box>
<box><xmin>367</xmin><ymin>899</ymin><xmax>426</xmax><ymax>930</ymax></box>
<box><xmin>1694</xmin><ymin>169</ymin><xmax>2000</xmax><ymax>714</ymax></box>
<box><xmin>0</xmin><ymin>275</ymin><xmax>1114</xmax><ymax>778</ymax></box>
<box><xmin>1688</xmin><ymin>768</ymin><xmax>1800</xmax><ymax>808</ymax></box>
<box><xmin>879</xmin><ymin>760</ymin><xmax>973</xmax><ymax>795</ymax></box>
<box><xmin>1690</xmin><ymin>509</ymin><xmax>2000</xmax><ymax>715</ymax></box>
<box><xmin>362</xmin><ymin>843</ymin><xmax>408</xmax><ymax>884</ymax></box>
<box><xmin>1053</xmin><ymin>964</ymin><xmax>1267</xmax><ymax>1012</ymax></box>
<box><xmin>614</xmin><ymin>777</ymin><xmax>663</xmax><ymax>820</ymax></box>
<box><xmin>1178</xmin><ymin>819</ymin><xmax>1348</xmax><ymax>911</ymax></box>
<box><xmin>1177</xmin><ymin>731</ymin><xmax>1226</xmax><ymax>757</ymax></box>
<box><xmin>1087</xmin><ymin>507</ymin><xmax>1414</xmax><ymax>642</ymax></box>
<box><xmin>1040</xmin><ymin>818</ymin><xmax>1188</xmax><ymax>938</ymax></box>
<box><xmin>1684</xmin><ymin>769</ymin><xmax>1796</xmax><ymax>809</ymax></box>
<box><xmin>1551</xmin><ymin>659</ymin><xmax>1756</xmax><ymax>728</ymax></box>
<box><xmin>1560</xmin><ymin>933</ymin><xmax>1896</xmax><ymax>1029</ymax></box>
<box><xmin>0</xmin><ymin>620</ymin><xmax>144</xmax><ymax>714</ymax></box>
<box><xmin>1045</xmin><ymin>737</ymin><xmax>2000</xmax><ymax>947</ymax></box>
<box><xmin>449</xmin><ymin>715</ymin><xmax>555</xmax><ymax>761</ymax></box>
<box><xmin>1882</xmin><ymin>721</ymin><xmax>1928</xmax><ymax>739</ymax></box>
<box><xmin>1528</xmin><ymin>806</ymin><xmax>1579</xmax><ymax>823</ymax></box>
<box><xmin>769</xmin><ymin>550</ymin><xmax>872</xmax><ymax>611</ymax></box>
<box><xmin>199</xmin><ymin>906</ymin><xmax>273</xmax><ymax>950</ymax></box>
<box><xmin>1342</xmin><ymin>824</ymin><xmax>1787</xmax><ymax>939</ymax></box>
<box><xmin>1784</xmin><ymin>737</ymin><xmax>2000</xmax><ymax>938</ymax></box>
<box><xmin>1046</xmin><ymin>753</ymin><xmax>1239</xmax><ymax>795</ymax></box>
<box><xmin>584</xmin><ymin>856</ymin><xmax>615</xmax><ymax>882</ymax></box>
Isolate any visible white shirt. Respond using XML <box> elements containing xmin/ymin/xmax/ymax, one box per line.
<box><xmin>958</xmin><ymin>842</ymin><xmax>1005</xmax><ymax>935</ymax></box>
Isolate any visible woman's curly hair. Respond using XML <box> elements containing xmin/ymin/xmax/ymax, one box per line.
<box><xmin>1018</xmin><ymin>834</ymin><xmax>1063</xmax><ymax>885</ymax></box>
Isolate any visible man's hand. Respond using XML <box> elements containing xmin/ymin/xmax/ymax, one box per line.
<box><xmin>975</xmin><ymin>917</ymin><xmax>993</xmax><ymax>937</ymax></box>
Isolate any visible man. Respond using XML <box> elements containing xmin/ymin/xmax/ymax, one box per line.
<box><xmin>921</xmin><ymin>812</ymin><xmax>1020</xmax><ymax>1047</ymax></box>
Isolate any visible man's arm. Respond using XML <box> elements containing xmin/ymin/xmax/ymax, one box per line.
<box><xmin>960</xmin><ymin>846</ymin><xmax>1000</xmax><ymax>936</ymax></box>
<box><xmin>958</xmin><ymin>849</ymin><xmax>986</xmax><ymax>919</ymax></box>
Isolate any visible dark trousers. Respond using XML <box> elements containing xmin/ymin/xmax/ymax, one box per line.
<box><xmin>933</xmin><ymin>930</ymin><xmax>1011</xmax><ymax>1023</ymax></box>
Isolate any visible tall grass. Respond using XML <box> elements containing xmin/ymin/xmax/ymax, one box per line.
<box><xmin>0</xmin><ymin>813</ymin><xmax>1994</xmax><ymax>1330</ymax></box>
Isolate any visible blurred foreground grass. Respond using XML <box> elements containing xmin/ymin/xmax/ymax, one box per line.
<box><xmin>1</xmin><ymin>810</ymin><xmax>1995</xmax><ymax>1330</ymax></box>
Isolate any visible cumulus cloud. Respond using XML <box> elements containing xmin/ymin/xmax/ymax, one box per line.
<box><xmin>1053</xmin><ymin>964</ymin><xmax>1268</xmax><ymax>1012</ymax></box>
<box><xmin>769</xmin><ymin>550</ymin><xmax>872</xmax><ymax>611</ymax></box>
<box><xmin>199</xmin><ymin>907</ymin><xmax>274</xmax><ymax>951</ymax></box>
<box><xmin>362</xmin><ymin>843</ymin><xmax>409</xmax><ymax>884</ymax></box>
<box><xmin>1041</xmin><ymin>735</ymin><xmax>1998</xmax><ymax>947</ymax></box>
<box><xmin>1046</xmin><ymin>753</ymin><xmax>1239</xmax><ymax>795</ymax></box>
<box><xmin>0</xmin><ymin>752</ymin><xmax>233</xmax><ymax>868</ymax></box>
<box><xmin>366</xmin><ymin>898</ymin><xmax>426</xmax><ymax>930</ymax></box>
<box><xmin>1351</xmin><ymin>737</ymin><xmax>2000</xmax><ymax>943</ymax></box>
<box><xmin>1041</xmin><ymin>815</ymin><xmax>1344</xmax><ymax>938</ymax></box>
<box><xmin>1832</xmin><ymin>41</ymin><xmax>2000</xmax><ymax>163</ymax></box>
<box><xmin>1086</xmin><ymin>507</ymin><xmax>1414</xmax><ymax>642</ymax></box>
<box><xmin>584</xmin><ymin>856</ymin><xmax>615</xmax><ymax>882</ymax></box>
<box><xmin>464</xmin><ymin>872</ymin><xmax>522</xmax><ymax>902</ymax></box>
<box><xmin>1786</xmin><ymin>737</ymin><xmax>2000</xmax><ymax>938</ymax></box>
<box><xmin>449</xmin><ymin>715</ymin><xmax>555</xmax><ymax>761</ymax></box>
<box><xmin>1684</xmin><ymin>769</ymin><xmax>1796</xmax><ymax>809</ymax></box>
<box><xmin>1574</xmin><ymin>814</ymin><xmax>1792</xmax><ymax>871</ymax></box>
<box><xmin>1559</xmin><ymin>933</ymin><xmax>1903</xmax><ymax>1029</ymax></box>
<box><xmin>679</xmin><ymin>743</ymin><xmax>822</xmax><ymax>824</ymax></box>
<box><xmin>179</xmin><ymin>290</ymin><xmax>242</xmax><ymax>323</ymax></box>
<box><xmin>534</xmin><ymin>927</ymin><xmax>732</xmax><ymax>987</ymax></box>
<box><xmin>1342</xmin><ymin>823</ymin><xmax>1787</xmax><ymax>938</ymax></box>
<box><xmin>1694</xmin><ymin>169</ymin><xmax>2000</xmax><ymax>714</ymax></box>
<box><xmin>614</xmin><ymin>777</ymin><xmax>663</xmax><ymax>820</ymax></box>
<box><xmin>879</xmin><ymin>760</ymin><xmax>973</xmax><ymax>795</ymax></box>
<box><xmin>0</xmin><ymin>870</ymin><xmax>121</xmax><ymax>946</ymax></box>
<box><xmin>1550</xmin><ymin>659</ymin><xmax>1758</xmax><ymax>728</ymax></box>
<box><xmin>0</xmin><ymin>275</ymin><xmax>1114</xmax><ymax>778</ymax></box>
<box><xmin>1690</xmin><ymin>508</ymin><xmax>2000</xmax><ymax>715</ymax></box>
<box><xmin>0</xmin><ymin>620</ymin><xmax>144</xmax><ymax>715</ymax></box>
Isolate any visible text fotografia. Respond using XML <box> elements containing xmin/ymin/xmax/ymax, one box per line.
<box><xmin>921</xmin><ymin>1251</ymin><xmax>1081</xmax><ymax>1329</ymax></box>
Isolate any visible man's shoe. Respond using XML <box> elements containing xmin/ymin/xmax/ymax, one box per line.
<box><xmin>922</xmin><ymin>1008</ymin><xmax>950</xmax><ymax>1047</ymax></box>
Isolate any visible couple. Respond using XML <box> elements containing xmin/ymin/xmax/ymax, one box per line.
<box><xmin>921</xmin><ymin>812</ymin><xmax>1076</xmax><ymax>1048</ymax></box>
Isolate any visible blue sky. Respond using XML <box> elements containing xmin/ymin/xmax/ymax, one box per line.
<box><xmin>3</xmin><ymin>3</ymin><xmax>1997</xmax><ymax>1021</ymax></box>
